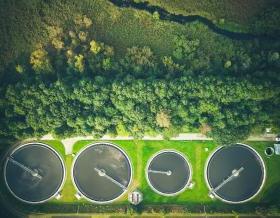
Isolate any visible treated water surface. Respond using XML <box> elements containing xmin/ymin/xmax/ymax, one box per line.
<box><xmin>147</xmin><ymin>151</ymin><xmax>191</xmax><ymax>195</ymax></box>
<box><xmin>5</xmin><ymin>144</ymin><xmax>64</xmax><ymax>203</ymax></box>
<box><xmin>73</xmin><ymin>143</ymin><xmax>132</xmax><ymax>202</ymax></box>
<box><xmin>207</xmin><ymin>144</ymin><xmax>265</xmax><ymax>203</ymax></box>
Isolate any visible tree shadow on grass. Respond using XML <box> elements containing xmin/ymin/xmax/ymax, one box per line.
<box><xmin>261</xmin><ymin>182</ymin><xmax>280</xmax><ymax>204</ymax></box>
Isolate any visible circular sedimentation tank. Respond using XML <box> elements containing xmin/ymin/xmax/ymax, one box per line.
<box><xmin>205</xmin><ymin>143</ymin><xmax>266</xmax><ymax>203</ymax></box>
<box><xmin>4</xmin><ymin>142</ymin><xmax>66</xmax><ymax>204</ymax></box>
<box><xmin>146</xmin><ymin>150</ymin><xmax>192</xmax><ymax>196</ymax></box>
<box><xmin>72</xmin><ymin>142</ymin><xmax>132</xmax><ymax>203</ymax></box>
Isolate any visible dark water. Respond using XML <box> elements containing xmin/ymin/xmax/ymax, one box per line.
<box><xmin>73</xmin><ymin>143</ymin><xmax>132</xmax><ymax>202</ymax></box>
<box><xmin>147</xmin><ymin>151</ymin><xmax>190</xmax><ymax>195</ymax></box>
<box><xmin>5</xmin><ymin>144</ymin><xmax>64</xmax><ymax>203</ymax></box>
<box><xmin>207</xmin><ymin>144</ymin><xmax>265</xmax><ymax>203</ymax></box>
<box><xmin>109</xmin><ymin>0</ymin><xmax>278</xmax><ymax>41</ymax></box>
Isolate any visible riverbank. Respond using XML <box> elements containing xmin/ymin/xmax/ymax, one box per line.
<box><xmin>109</xmin><ymin>0</ymin><xmax>280</xmax><ymax>40</ymax></box>
<box><xmin>123</xmin><ymin>0</ymin><xmax>280</xmax><ymax>36</ymax></box>
<box><xmin>1</xmin><ymin>0</ymin><xmax>279</xmax><ymax>72</ymax></box>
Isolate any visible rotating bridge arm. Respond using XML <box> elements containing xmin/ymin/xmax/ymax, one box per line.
<box><xmin>210</xmin><ymin>167</ymin><xmax>244</xmax><ymax>195</ymax></box>
<box><xmin>7</xmin><ymin>156</ymin><xmax>42</xmax><ymax>180</ymax></box>
<box><xmin>94</xmin><ymin>167</ymin><xmax>127</xmax><ymax>190</ymax></box>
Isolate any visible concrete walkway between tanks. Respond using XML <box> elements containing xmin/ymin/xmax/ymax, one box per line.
<box><xmin>40</xmin><ymin>133</ymin><xmax>277</xmax><ymax>155</ymax></box>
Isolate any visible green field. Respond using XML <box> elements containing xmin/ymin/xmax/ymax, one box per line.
<box><xmin>1</xmin><ymin>140</ymin><xmax>280</xmax><ymax>215</ymax></box>
<box><xmin>71</xmin><ymin>140</ymin><xmax>280</xmax><ymax>205</ymax></box>
<box><xmin>71</xmin><ymin>140</ymin><xmax>216</xmax><ymax>204</ymax></box>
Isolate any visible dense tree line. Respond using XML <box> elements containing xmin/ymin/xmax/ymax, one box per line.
<box><xmin>0</xmin><ymin>16</ymin><xmax>279</xmax><ymax>144</ymax></box>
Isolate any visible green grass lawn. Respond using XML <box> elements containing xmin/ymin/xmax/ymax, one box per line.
<box><xmin>40</xmin><ymin>140</ymin><xmax>65</xmax><ymax>158</ymax></box>
<box><xmin>138</xmin><ymin>140</ymin><xmax>216</xmax><ymax>204</ymax></box>
<box><xmin>246</xmin><ymin>141</ymin><xmax>280</xmax><ymax>205</ymax></box>
<box><xmin>72</xmin><ymin>140</ymin><xmax>217</xmax><ymax>204</ymax></box>
<box><xmin>1</xmin><ymin>139</ymin><xmax>280</xmax><ymax>215</ymax></box>
<box><xmin>68</xmin><ymin>140</ymin><xmax>280</xmax><ymax>206</ymax></box>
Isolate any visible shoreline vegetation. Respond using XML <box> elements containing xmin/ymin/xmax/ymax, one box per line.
<box><xmin>1</xmin><ymin>0</ymin><xmax>280</xmax><ymax>70</ymax></box>
<box><xmin>110</xmin><ymin>0</ymin><xmax>280</xmax><ymax>39</ymax></box>
<box><xmin>129</xmin><ymin>0</ymin><xmax>280</xmax><ymax>35</ymax></box>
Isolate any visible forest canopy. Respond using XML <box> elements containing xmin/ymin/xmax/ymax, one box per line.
<box><xmin>0</xmin><ymin>15</ymin><xmax>280</xmax><ymax>144</ymax></box>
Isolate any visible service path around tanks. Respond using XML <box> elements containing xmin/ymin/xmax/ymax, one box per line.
<box><xmin>39</xmin><ymin>133</ymin><xmax>277</xmax><ymax>155</ymax></box>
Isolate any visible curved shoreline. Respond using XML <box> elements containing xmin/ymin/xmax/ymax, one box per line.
<box><xmin>109</xmin><ymin>0</ymin><xmax>278</xmax><ymax>41</ymax></box>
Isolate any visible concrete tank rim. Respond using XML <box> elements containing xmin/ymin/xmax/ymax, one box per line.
<box><xmin>204</xmin><ymin>143</ymin><xmax>266</xmax><ymax>204</ymax></box>
<box><xmin>71</xmin><ymin>141</ymin><xmax>133</xmax><ymax>204</ymax></box>
<box><xmin>145</xmin><ymin>149</ymin><xmax>192</xmax><ymax>196</ymax></box>
<box><xmin>4</xmin><ymin>142</ymin><xmax>66</xmax><ymax>204</ymax></box>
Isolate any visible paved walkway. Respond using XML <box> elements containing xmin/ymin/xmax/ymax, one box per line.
<box><xmin>40</xmin><ymin>133</ymin><xmax>277</xmax><ymax>155</ymax></box>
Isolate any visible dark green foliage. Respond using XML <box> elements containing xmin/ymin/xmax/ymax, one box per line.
<box><xmin>0</xmin><ymin>5</ymin><xmax>280</xmax><ymax>143</ymax></box>
<box><xmin>251</xmin><ymin>7</ymin><xmax>280</xmax><ymax>35</ymax></box>
<box><xmin>2</xmin><ymin>58</ymin><xmax>280</xmax><ymax>142</ymax></box>
<box><xmin>210</xmin><ymin>125</ymin><xmax>251</xmax><ymax>144</ymax></box>
<box><xmin>134</xmin><ymin>0</ymin><xmax>280</xmax><ymax>34</ymax></box>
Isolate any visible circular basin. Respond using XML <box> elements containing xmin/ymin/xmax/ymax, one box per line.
<box><xmin>72</xmin><ymin>142</ymin><xmax>132</xmax><ymax>203</ymax></box>
<box><xmin>146</xmin><ymin>150</ymin><xmax>192</xmax><ymax>196</ymax></box>
<box><xmin>205</xmin><ymin>143</ymin><xmax>266</xmax><ymax>203</ymax></box>
<box><xmin>4</xmin><ymin>142</ymin><xmax>66</xmax><ymax>204</ymax></box>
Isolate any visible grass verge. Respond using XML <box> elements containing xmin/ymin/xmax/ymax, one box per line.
<box><xmin>1</xmin><ymin>140</ymin><xmax>280</xmax><ymax>215</ymax></box>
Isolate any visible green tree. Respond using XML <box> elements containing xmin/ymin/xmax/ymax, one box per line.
<box><xmin>156</xmin><ymin>111</ymin><xmax>171</xmax><ymax>128</ymax></box>
<box><xmin>30</xmin><ymin>48</ymin><xmax>53</xmax><ymax>73</ymax></box>
<box><xmin>74</xmin><ymin>54</ymin><xmax>85</xmax><ymax>72</ymax></box>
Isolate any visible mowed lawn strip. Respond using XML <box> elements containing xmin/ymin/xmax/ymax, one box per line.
<box><xmin>40</xmin><ymin>140</ymin><xmax>65</xmax><ymax>158</ymax></box>
<box><xmin>42</xmin><ymin>140</ymin><xmax>280</xmax><ymax>206</ymax></box>
<box><xmin>138</xmin><ymin>140</ymin><xmax>217</xmax><ymax>204</ymax></box>
<box><xmin>244</xmin><ymin>141</ymin><xmax>280</xmax><ymax>204</ymax></box>
<box><xmin>60</xmin><ymin>155</ymin><xmax>77</xmax><ymax>202</ymax></box>
<box><xmin>39</xmin><ymin>140</ymin><xmax>78</xmax><ymax>203</ymax></box>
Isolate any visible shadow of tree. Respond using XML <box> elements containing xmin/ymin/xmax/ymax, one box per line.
<box><xmin>261</xmin><ymin>182</ymin><xmax>280</xmax><ymax>204</ymax></box>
